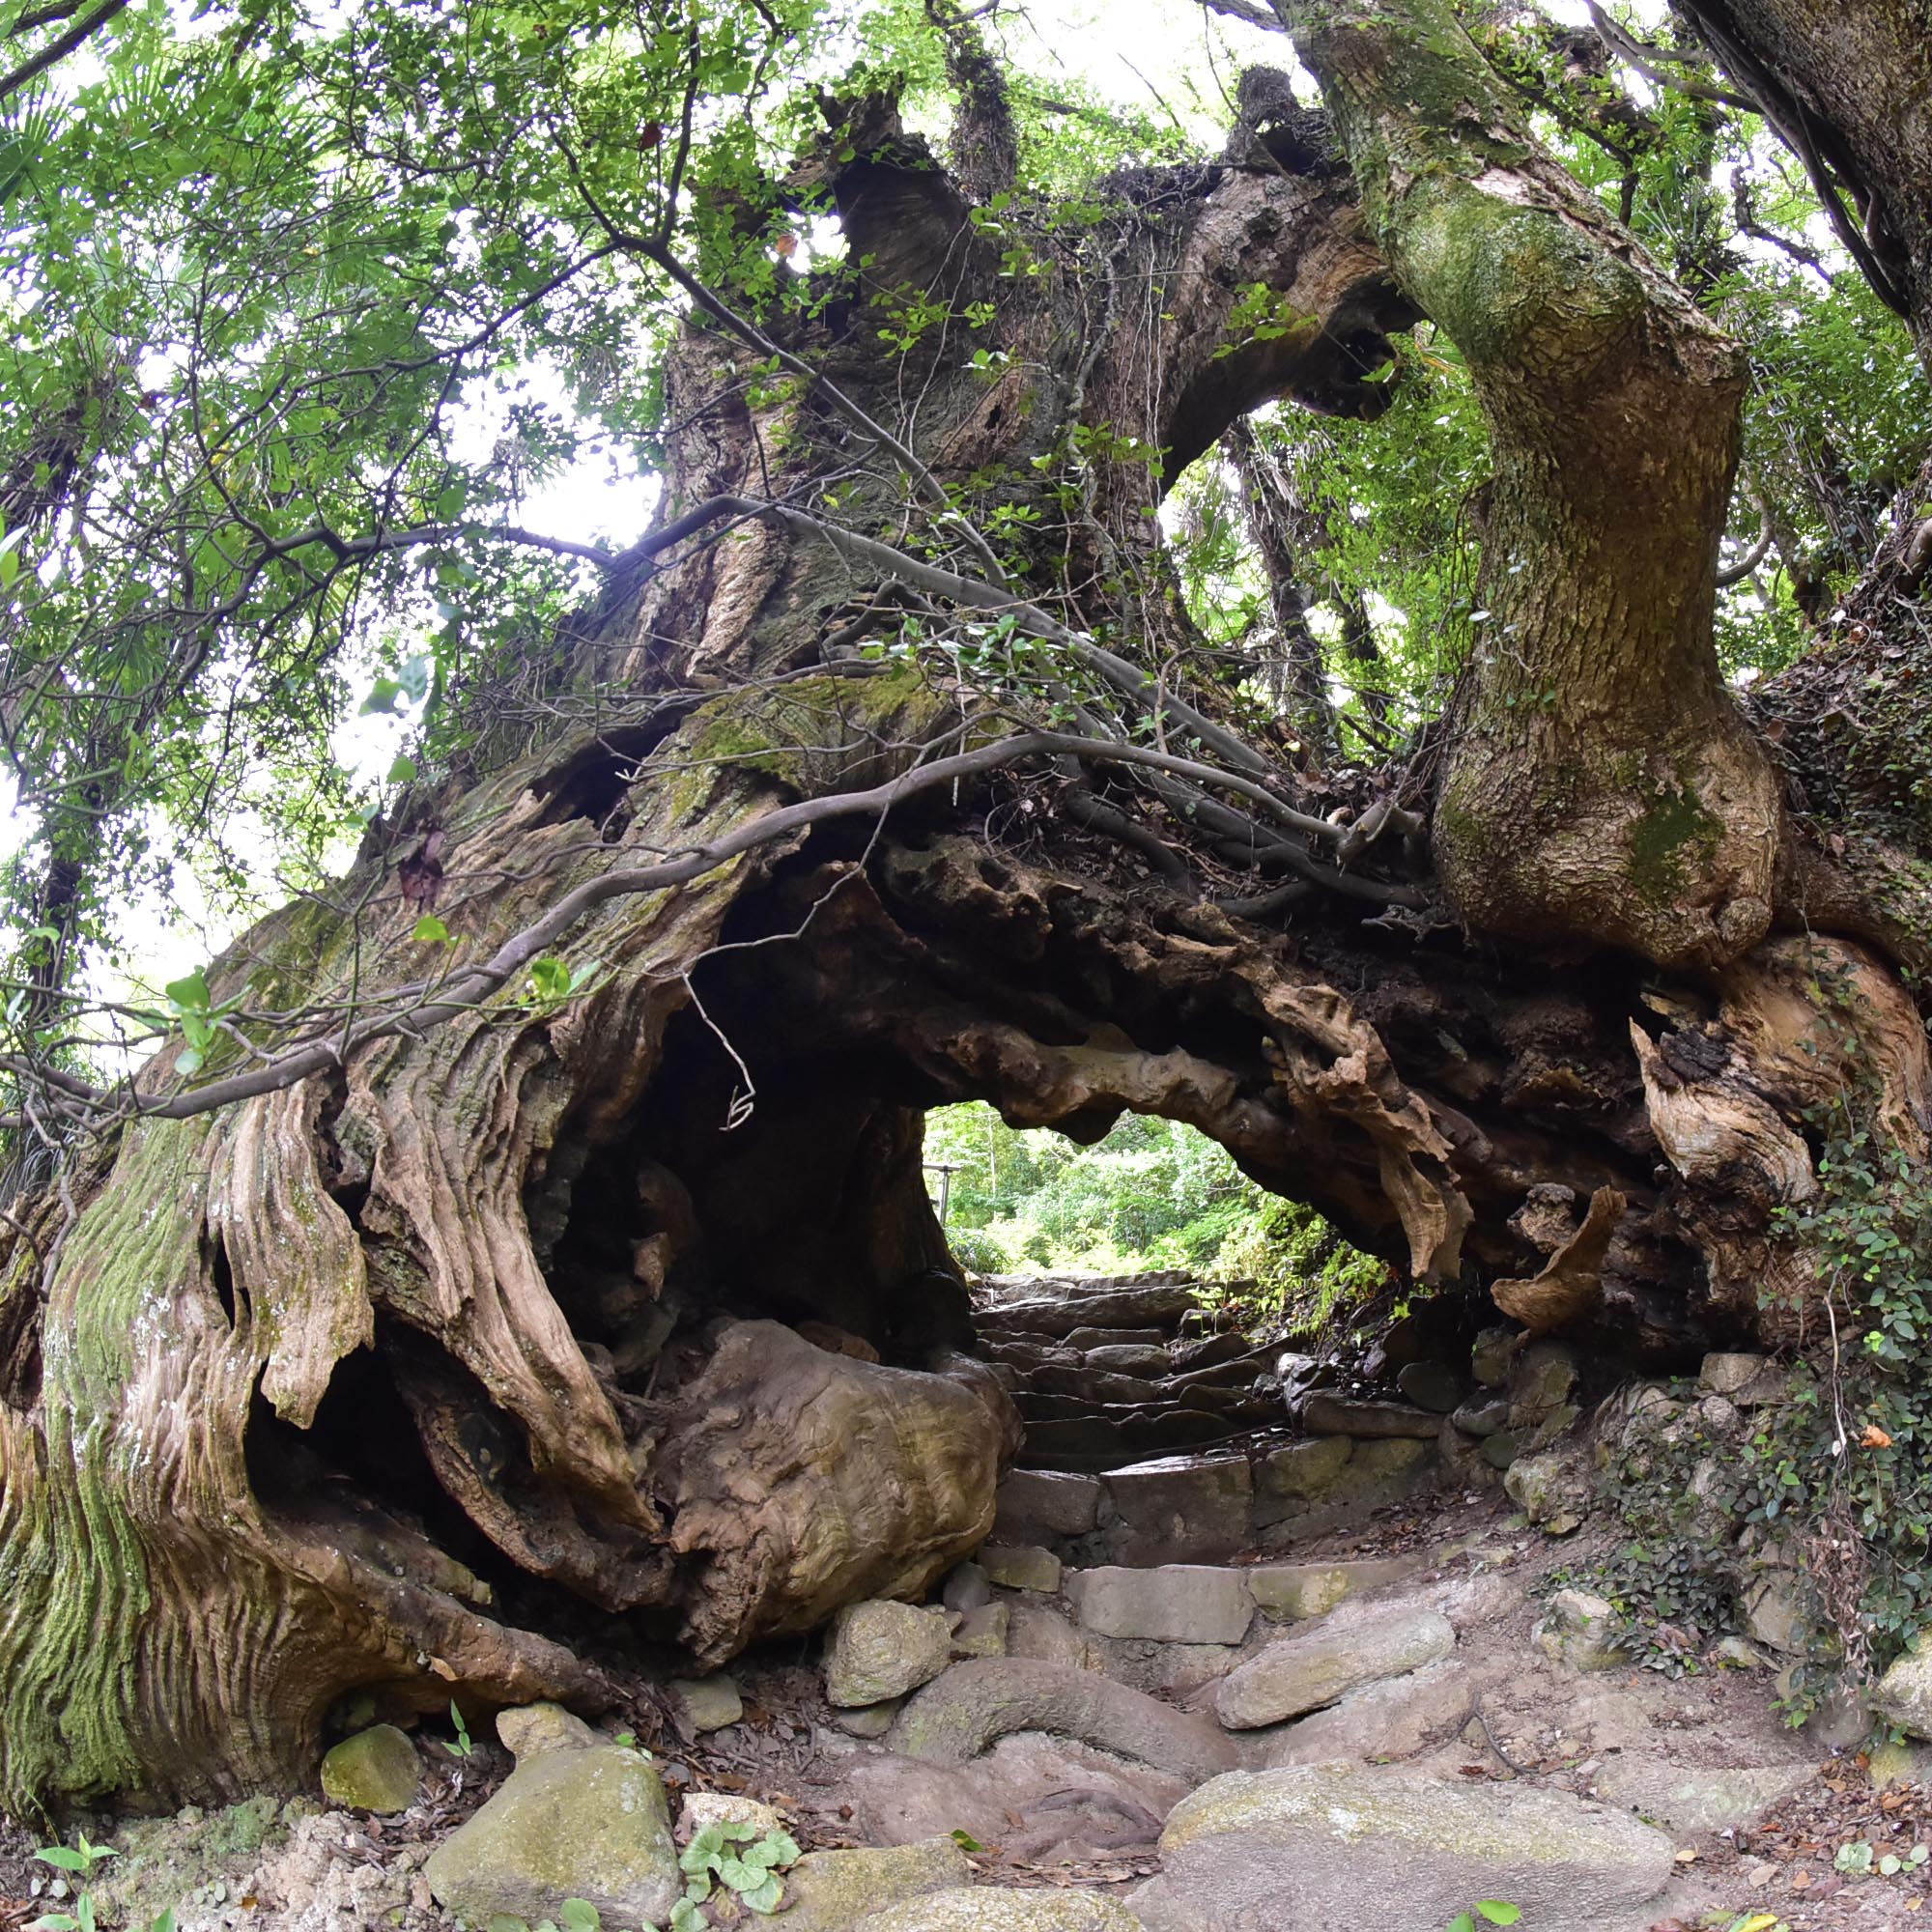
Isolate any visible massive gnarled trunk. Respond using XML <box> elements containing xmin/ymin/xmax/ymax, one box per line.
<box><xmin>0</xmin><ymin>9</ymin><xmax>1927</xmax><ymax>1816</ymax></box>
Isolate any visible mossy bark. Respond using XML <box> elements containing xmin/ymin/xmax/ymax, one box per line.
<box><xmin>0</xmin><ymin>44</ymin><xmax>1926</xmax><ymax>1819</ymax></box>
<box><xmin>1277</xmin><ymin>0</ymin><xmax>1781</xmax><ymax>970</ymax></box>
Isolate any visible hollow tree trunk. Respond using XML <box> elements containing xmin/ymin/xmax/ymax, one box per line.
<box><xmin>0</xmin><ymin>23</ymin><xmax>1927</xmax><ymax>1819</ymax></box>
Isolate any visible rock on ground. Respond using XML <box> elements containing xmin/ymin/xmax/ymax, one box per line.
<box><xmin>952</xmin><ymin>1602</ymin><xmax>1009</xmax><ymax>1657</ymax></box>
<box><xmin>1592</xmin><ymin>1757</ymin><xmax>1811</xmax><ymax>1833</ymax></box>
<box><xmin>846</xmin><ymin>1732</ymin><xmax>1189</xmax><ymax>1861</ymax></box>
<box><xmin>680</xmin><ymin>1793</ymin><xmax>784</xmax><ymax>1840</ymax></box>
<box><xmin>850</xmin><ymin>1886</ymin><xmax>1144</xmax><ymax>1929</ymax></box>
<box><xmin>317</xmin><ymin>1725</ymin><xmax>421</xmax><ymax>1814</ymax></box>
<box><xmin>668</xmin><ymin>1673</ymin><xmax>744</xmax><ymax>1735</ymax></box>
<box><xmin>980</xmin><ymin>1545</ymin><xmax>1063</xmax><ymax>1592</ymax></box>
<box><xmin>1536</xmin><ymin>1588</ymin><xmax>1626</xmax><ymax>1673</ymax></box>
<box><xmin>1066</xmin><ymin>1564</ymin><xmax>1253</xmax><ymax>1644</ymax></box>
<box><xmin>1006</xmin><ymin>1600</ymin><xmax>1100</xmax><ymax>1669</ymax></box>
<box><xmin>1214</xmin><ymin>1608</ymin><xmax>1455</xmax><ymax>1729</ymax></box>
<box><xmin>423</xmin><ymin>1744</ymin><xmax>678</xmax><ymax>1929</ymax></box>
<box><xmin>890</xmin><ymin>1658</ymin><xmax>1236</xmax><ymax>1785</ymax></box>
<box><xmin>777</xmin><ymin>1837</ymin><xmax>974</xmax><ymax>1931</ymax></box>
<box><xmin>496</xmin><ymin>1702</ymin><xmax>596</xmax><ymax>1759</ymax></box>
<box><xmin>1133</xmin><ymin>1762</ymin><xmax>1678</xmax><ymax>1932</ymax></box>
<box><xmin>1259</xmin><ymin>1661</ymin><xmax>1475</xmax><ymax>1768</ymax></box>
<box><xmin>826</xmin><ymin>1601</ymin><xmax>957</xmax><ymax>1707</ymax></box>
<box><xmin>1873</xmin><ymin>1641</ymin><xmax>1932</xmax><ymax>1738</ymax></box>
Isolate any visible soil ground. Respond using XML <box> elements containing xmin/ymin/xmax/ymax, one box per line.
<box><xmin>0</xmin><ymin>1488</ymin><xmax>1918</xmax><ymax>1932</ymax></box>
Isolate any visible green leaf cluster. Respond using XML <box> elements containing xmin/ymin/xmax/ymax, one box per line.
<box><xmin>663</xmin><ymin>1816</ymin><xmax>801</xmax><ymax>1926</ymax></box>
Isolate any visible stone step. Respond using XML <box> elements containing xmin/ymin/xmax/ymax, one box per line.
<box><xmin>1021</xmin><ymin>1407</ymin><xmax>1236</xmax><ymax>1462</ymax></box>
<box><xmin>1062</xmin><ymin>1324</ymin><xmax>1169</xmax><ymax>1350</ymax></box>
<box><xmin>1020</xmin><ymin>1365</ymin><xmax>1164</xmax><ymax>1404</ymax></box>
<box><xmin>1168</xmin><ymin>1329</ymin><xmax>1256</xmax><ymax>1373</ymax></box>
<box><xmin>974</xmin><ymin>1282</ymin><xmax>1207</xmax><ymax>1336</ymax></box>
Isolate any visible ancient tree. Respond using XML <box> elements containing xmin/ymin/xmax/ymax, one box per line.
<box><xmin>0</xmin><ymin>0</ymin><xmax>1928</xmax><ymax>1810</ymax></box>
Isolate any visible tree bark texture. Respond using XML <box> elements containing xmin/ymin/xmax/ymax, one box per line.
<box><xmin>0</xmin><ymin>34</ymin><xmax>1926</xmax><ymax>1818</ymax></box>
<box><xmin>1677</xmin><ymin>0</ymin><xmax>1932</xmax><ymax>371</ymax></box>
<box><xmin>1276</xmin><ymin>0</ymin><xmax>1779</xmax><ymax>970</ymax></box>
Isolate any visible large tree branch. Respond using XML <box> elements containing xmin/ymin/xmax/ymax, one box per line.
<box><xmin>3</xmin><ymin>713</ymin><xmax>1419</xmax><ymax>1128</ymax></box>
<box><xmin>0</xmin><ymin>0</ymin><xmax>125</xmax><ymax>102</ymax></box>
<box><xmin>1273</xmin><ymin>0</ymin><xmax>1780</xmax><ymax>971</ymax></box>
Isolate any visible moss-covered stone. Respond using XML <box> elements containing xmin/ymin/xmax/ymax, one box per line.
<box><xmin>423</xmin><ymin>1744</ymin><xmax>678</xmax><ymax>1928</ymax></box>
<box><xmin>1148</xmin><ymin>1762</ymin><xmax>1676</xmax><ymax>1930</ymax></box>
<box><xmin>780</xmin><ymin>1837</ymin><xmax>973</xmax><ymax>1930</ymax></box>
<box><xmin>1535</xmin><ymin>1587</ymin><xmax>1626</xmax><ymax>1673</ymax></box>
<box><xmin>825</xmin><ymin>1601</ymin><xmax>955</xmax><ymax>1707</ymax></box>
<box><xmin>320</xmin><ymin>1724</ymin><xmax>422</xmax><ymax>1812</ymax></box>
<box><xmin>1873</xmin><ymin>1640</ymin><xmax>1932</xmax><ymax>1739</ymax></box>
<box><xmin>1255</xmin><ymin>1435</ymin><xmax>1352</xmax><ymax>1505</ymax></box>
<box><xmin>94</xmin><ymin>1796</ymin><xmax>308</xmax><ymax>1927</ymax></box>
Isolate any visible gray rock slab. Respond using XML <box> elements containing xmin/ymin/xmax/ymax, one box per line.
<box><xmin>980</xmin><ymin>1283</ymin><xmax>1200</xmax><ymax>1335</ymax></box>
<box><xmin>1134</xmin><ymin>1762</ymin><xmax>1677</xmax><ymax>1932</ymax></box>
<box><xmin>1297</xmin><ymin>1394</ymin><xmax>1442</xmax><ymax>1439</ymax></box>
<box><xmin>424</xmin><ymin>1745</ymin><xmax>677</xmax><ymax>1929</ymax></box>
<box><xmin>1254</xmin><ymin>1437</ymin><xmax>1354</xmax><ymax>1522</ymax></box>
<box><xmin>1082</xmin><ymin>1345</ymin><xmax>1174</xmax><ymax>1377</ymax></box>
<box><xmin>1260</xmin><ymin>1661</ymin><xmax>1475</xmax><ymax>1767</ymax></box>
<box><xmin>1067</xmin><ymin>1564</ymin><xmax>1254</xmax><ymax>1644</ymax></box>
<box><xmin>890</xmin><ymin>1658</ymin><xmax>1236</xmax><ymax>1786</ymax></box>
<box><xmin>1215</xmin><ymin>1608</ymin><xmax>1456</xmax><ymax>1729</ymax></box>
<box><xmin>826</xmin><ymin>1601</ymin><xmax>956</xmax><ymax>1707</ymax></box>
<box><xmin>1064</xmin><ymin>1326</ymin><xmax>1167</xmax><ymax>1350</ymax></box>
<box><xmin>993</xmin><ymin>1468</ymin><xmax>1102</xmax><ymax>1540</ymax></box>
<box><xmin>1101</xmin><ymin>1453</ymin><xmax>1252</xmax><ymax>1565</ymax></box>
<box><xmin>1594</xmin><ymin>1757</ymin><xmax>1811</xmax><ymax>1833</ymax></box>
<box><xmin>1246</xmin><ymin>1555</ymin><xmax>1420</xmax><ymax>1621</ymax></box>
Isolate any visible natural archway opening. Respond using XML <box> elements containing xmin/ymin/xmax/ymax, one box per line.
<box><xmin>922</xmin><ymin>1099</ymin><xmax>1389</xmax><ymax>1336</ymax></box>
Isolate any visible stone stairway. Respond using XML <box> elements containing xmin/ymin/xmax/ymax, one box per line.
<box><xmin>970</xmin><ymin>1270</ymin><xmax>1603</xmax><ymax>1569</ymax></box>
<box><xmin>972</xmin><ymin>1271</ymin><xmax>1282</xmax><ymax>1466</ymax></box>
<box><xmin>971</xmin><ymin>1271</ymin><xmax>1448</xmax><ymax>1567</ymax></box>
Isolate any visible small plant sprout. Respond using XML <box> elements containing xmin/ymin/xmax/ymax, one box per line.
<box><xmin>1446</xmin><ymin>1906</ymin><xmax>1520</xmax><ymax>1932</ymax></box>
<box><xmin>485</xmin><ymin>1906</ymin><xmax>598</xmax><ymax>1932</ymax></box>
<box><xmin>446</xmin><ymin>1699</ymin><xmax>476</xmax><ymax>1758</ymax></box>
<box><xmin>29</xmin><ymin>1834</ymin><xmax>125</xmax><ymax>1932</ymax></box>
